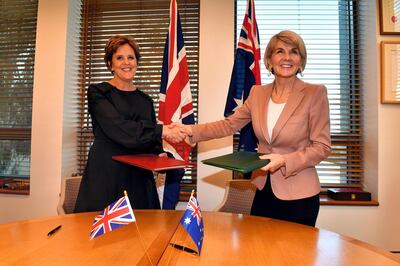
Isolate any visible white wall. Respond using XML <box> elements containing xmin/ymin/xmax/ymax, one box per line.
<box><xmin>196</xmin><ymin>0</ymin><xmax>235</xmax><ymax>211</ymax></box>
<box><xmin>0</xmin><ymin>0</ymin><xmax>399</xmax><ymax>252</ymax></box>
<box><xmin>0</xmin><ymin>0</ymin><xmax>69</xmax><ymax>222</ymax></box>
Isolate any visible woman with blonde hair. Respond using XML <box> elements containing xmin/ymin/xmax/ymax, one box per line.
<box><xmin>182</xmin><ymin>30</ymin><xmax>331</xmax><ymax>226</ymax></box>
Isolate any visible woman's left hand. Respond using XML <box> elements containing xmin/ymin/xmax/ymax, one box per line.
<box><xmin>259</xmin><ymin>153</ymin><xmax>286</xmax><ymax>173</ymax></box>
<box><xmin>158</xmin><ymin>152</ymin><xmax>168</xmax><ymax>158</ymax></box>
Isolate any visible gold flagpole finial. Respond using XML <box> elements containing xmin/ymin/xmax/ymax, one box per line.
<box><xmin>190</xmin><ymin>190</ymin><xmax>195</xmax><ymax>198</ymax></box>
<box><xmin>124</xmin><ymin>190</ymin><xmax>128</xmax><ymax>196</ymax></box>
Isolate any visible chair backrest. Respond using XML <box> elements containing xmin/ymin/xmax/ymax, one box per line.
<box><xmin>57</xmin><ymin>176</ymin><xmax>82</xmax><ymax>214</ymax></box>
<box><xmin>216</xmin><ymin>179</ymin><xmax>257</xmax><ymax>215</ymax></box>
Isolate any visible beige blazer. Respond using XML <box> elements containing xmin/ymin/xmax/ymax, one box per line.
<box><xmin>191</xmin><ymin>78</ymin><xmax>331</xmax><ymax>200</ymax></box>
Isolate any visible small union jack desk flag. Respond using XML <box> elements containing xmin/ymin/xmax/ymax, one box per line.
<box><xmin>89</xmin><ymin>194</ymin><xmax>136</xmax><ymax>240</ymax></box>
<box><xmin>180</xmin><ymin>193</ymin><xmax>204</xmax><ymax>254</ymax></box>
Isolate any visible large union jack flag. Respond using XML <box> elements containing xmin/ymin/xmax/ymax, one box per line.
<box><xmin>180</xmin><ymin>194</ymin><xmax>204</xmax><ymax>254</ymax></box>
<box><xmin>224</xmin><ymin>0</ymin><xmax>261</xmax><ymax>152</ymax></box>
<box><xmin>158</xmin><ymin>0</ymin><xmax>194</xmax><ymax>162</ymax></box>
<box><xmin>89</xmin><ymin>195</ymin><xmax>136</xmax><ymax>240</ymax></box>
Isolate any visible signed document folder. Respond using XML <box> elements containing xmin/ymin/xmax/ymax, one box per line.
<box><xmin>112</xmin><ymin>154</ymin><xmax>190</xmax><ymax>171</ymax></box>
<box><xmin>201</xmin><ymin>151</ymin><xmax>270</xmax><ymax>174</ymax></box>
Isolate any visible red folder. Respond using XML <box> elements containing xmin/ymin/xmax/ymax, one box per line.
<box><xmin>112</xmin><ymin>154</ymin><xmax>190</xmax><ymax>171</ymax></box>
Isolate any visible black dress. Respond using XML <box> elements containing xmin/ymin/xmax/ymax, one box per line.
<box><xmin>74</xmin><ymin>82</ymin><xmax>163</xmax><ymax>212</ymax></box>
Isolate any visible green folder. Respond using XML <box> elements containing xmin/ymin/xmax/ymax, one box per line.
<box><xmin>201</xmin><ymin>151</ymin><xmax>270</xmax><ymax>173</ymax></box>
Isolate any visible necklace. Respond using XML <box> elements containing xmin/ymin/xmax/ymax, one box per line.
<box><xmin>272</xmin><ymin>79</ymin><xmax>295</xmax><ymax>103</ymax></box>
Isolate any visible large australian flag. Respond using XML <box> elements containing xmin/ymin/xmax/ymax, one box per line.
<box><xmin>224</xmin><ymin>0</ymin><xmax>261</xmax><ymax>152</ymax></box>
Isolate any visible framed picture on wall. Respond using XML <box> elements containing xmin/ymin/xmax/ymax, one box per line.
<box><xmin>381</xmin><ymin>41</ymin><xmax>400</xmax><ymax>103</ymax></box>
<box><xmin>379</xmin><ymin>0</ymin><xmax>400</xmax><ymax>34</ymax></box>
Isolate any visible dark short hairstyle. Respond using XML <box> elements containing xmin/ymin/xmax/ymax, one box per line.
<box><xmin>264</xmin><ymin>30</ymin><xmax>307</xmax><ymax>74</ymax></box>
<box><xmin>104</xmin><ymin>35</ymin><xmax>141</xmax><ymax>73</ymax></box>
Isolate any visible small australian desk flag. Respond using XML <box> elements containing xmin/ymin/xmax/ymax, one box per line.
<box><xmin>180</xmin><ymin>192</ymin><xmax>204</xmax><ymax>254</ymax></box>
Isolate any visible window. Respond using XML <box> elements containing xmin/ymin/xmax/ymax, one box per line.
<box><xmin>77</xmin><ymin>0</ymin><xmax>199</xmax><ymax>200</ymax></box>
<box><xmin>235</xmin><ymin>0</ymin><xmax>365</xmax><ymax>190</ymax></box>
<box><xmin>0</xmin><ymin>0</ymin><xmax>38</xmax><ymax>195</ymax></box>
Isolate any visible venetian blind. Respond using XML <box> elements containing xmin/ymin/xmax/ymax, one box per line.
<box><xmin>78</xmin><ymin>0</ymin><xmax>199</xmax><ymax>200</ymax></box>
<box><xmin>235</xmin><ymin>0</ymin><xmax>365</xmax><ymax>190</ymax></box>
<box><xmin>0</xmin><ymin>0</ymin><xmax>38</xmax><ymax>194</ymax></box>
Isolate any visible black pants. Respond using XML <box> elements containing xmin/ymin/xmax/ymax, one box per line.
<box><xmin>250</xmin><ymin>174</ymin><xmax>320</xmax><ymax>227</ymax></box>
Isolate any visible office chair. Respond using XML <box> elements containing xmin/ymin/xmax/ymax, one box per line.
<box><xmin>216</xmin><ymin>179</ymin><xmax>257</xmax><ymax>215</ymax></box>
<box><xmin>57</xmin><ymin>175</ymin><xmax>82</xmax><ymax>214</ymax></box>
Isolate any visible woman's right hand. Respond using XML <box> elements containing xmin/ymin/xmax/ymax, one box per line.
<box><xmin>162</xmin><ymin>123</ymin><xmax>189</xmax><ymax>143</ymax></box>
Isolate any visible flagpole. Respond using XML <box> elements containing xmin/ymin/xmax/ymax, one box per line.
<box><xmin>168</xmin><ymin>189</ymin><xmax>198</xmax><ymax>256</ymax></box>
<box><xmin>170</xmin><ymin>189</ymin><xmax>194</xmax><ymax>255</ymax></box>
<box><xmin>180</xmin><ymin>189</ymin><xmax>194</xmax><ymax>254</ymax></box>
<box><xmin>124</xmin><ymin>191</ymin><xmax>154</xmax><ymax>266</ymax></box>
<box><xmin>165</xmin><ymin>212</ymin><xmax>194</xmax><ymax>265</ymax></box>
<box><xmin>167</xmin><ymin>189</ymin><xmax>198</xmax><ymax>260</ymax></box>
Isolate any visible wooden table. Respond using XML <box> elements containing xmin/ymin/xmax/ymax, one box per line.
<box><xmin>1</xmin><ymin>211</ymin><xmax>399</xmax><ymax>265</ymax></box>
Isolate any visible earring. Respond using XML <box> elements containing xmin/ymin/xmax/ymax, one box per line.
<box><xmin>270</xmin><ymin>67</ymin><xmax>275</xmax><ymax>75</ymax></box>
<box><xmin>297</xmin><ymin>68</ymin><xmax>304</xmax><ymax>77</ymax></box>
<box><xmin>266</xmin><ymin>66</ymin><xmax>274</xmax><ymax>76</ymax></box>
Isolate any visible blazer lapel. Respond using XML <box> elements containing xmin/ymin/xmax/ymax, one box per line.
<box><xmin>257</xmin><ymin>84</ymin><xmax>273</xmax><ymax>143</ymax></box>
<box><xmin>271</xmin><ymin>79</ymin><xmax>305</xmax><ymax>143</ymax></box>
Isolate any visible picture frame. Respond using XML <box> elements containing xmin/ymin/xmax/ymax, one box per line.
<box><xmin>379</xmin><ymin>0</ymin><xmax>400</xmax><ymax>34</ymax></box>
<box><xmin>381</xmin><ymin>41</ymin><xmax>400</xmax><ymax>104</ymax></box>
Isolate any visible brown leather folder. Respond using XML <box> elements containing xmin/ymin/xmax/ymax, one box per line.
<box><xmin>327</xmin><ymin>188</ymin><xmax>371</xmax><ymax>201</ymax></box>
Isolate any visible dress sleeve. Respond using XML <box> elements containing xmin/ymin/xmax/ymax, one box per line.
<box><xmin>281</xmin><ymin>85</ymin><xmax>331</xmax><ymax>177</ymax></box>
<box><xmin>88</xmin><ymin>84</ymin><xmax>163</xmax><ymax>150</ymax></box>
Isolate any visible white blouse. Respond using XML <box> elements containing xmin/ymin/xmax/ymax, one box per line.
<box><xmin>267</xmin><ymin>98</ymin><xmax>286</xmax><ymax>141</ymax></box>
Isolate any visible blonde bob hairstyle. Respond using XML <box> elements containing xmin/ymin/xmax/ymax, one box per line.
<box><xmin>264</xmin><ymin>30</ymin><xmax>307</xmax><ymax>75</ymax></box>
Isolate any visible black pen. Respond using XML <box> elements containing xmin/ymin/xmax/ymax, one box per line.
<box><xmin>47</xmin><ymin>225</ymin><xmax>62</xmax><ymax>237</ymax></box>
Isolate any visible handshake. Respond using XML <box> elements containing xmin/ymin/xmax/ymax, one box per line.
<box><xmin>162</xmin><ymin>123</ymin><xmax>194</xmax><ymax>144</ymax></box>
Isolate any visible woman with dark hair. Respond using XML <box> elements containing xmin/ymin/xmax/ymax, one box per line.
<box><xmin>75</xmin><ymin>35</ymin><xmax>185</xmax><ymax>212</ymax></box>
